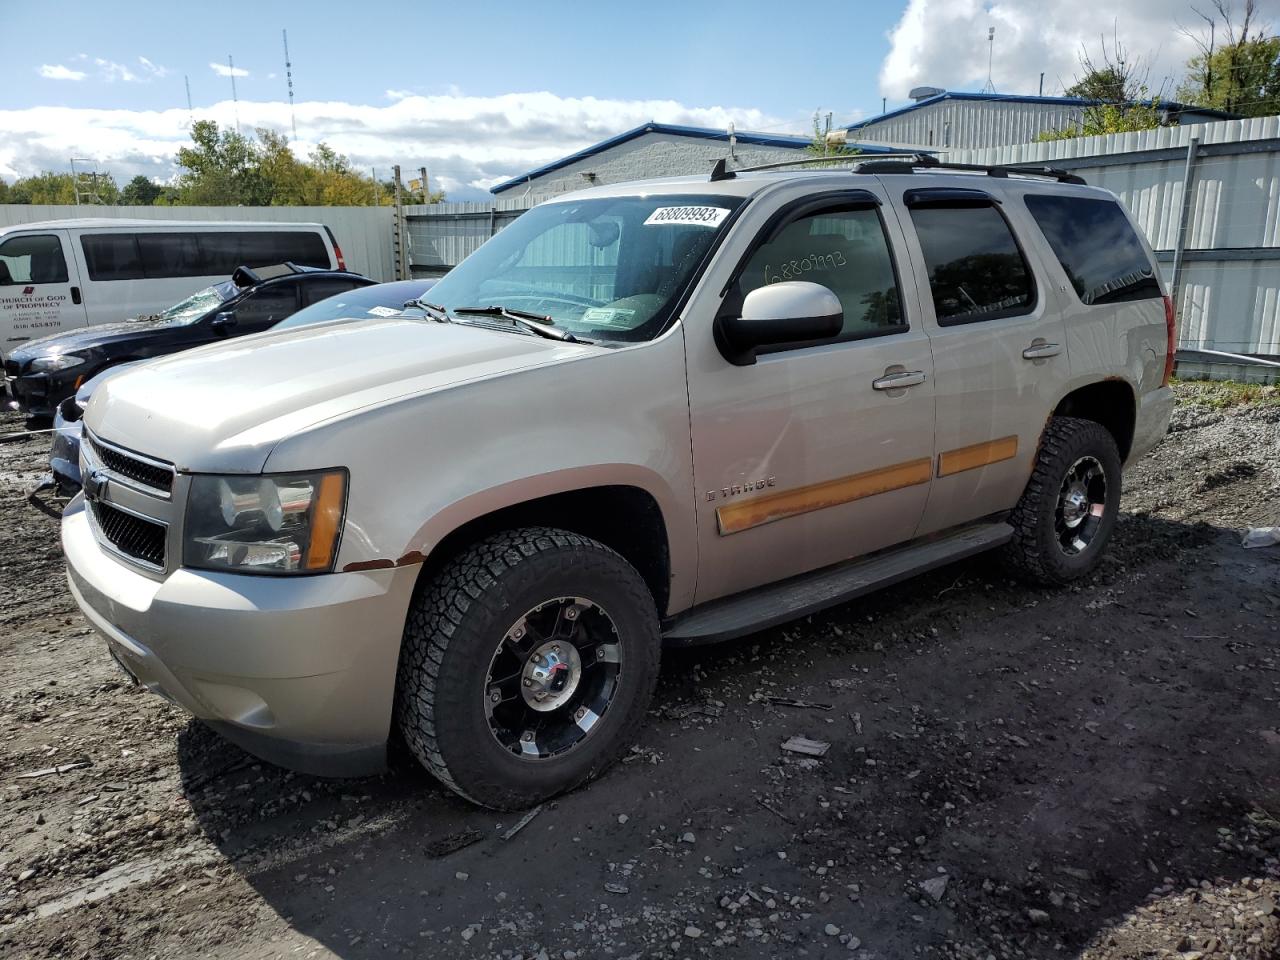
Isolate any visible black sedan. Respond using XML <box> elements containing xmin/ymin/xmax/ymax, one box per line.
<box><xmin>3</xmin><ymin>263</ymin><xmax>374</xmax><ymax>419</ymax></box>
<box><xmin>41</xmin><ymin>278</ymin><xmax>438</xmax><ymax>495</ymax></box>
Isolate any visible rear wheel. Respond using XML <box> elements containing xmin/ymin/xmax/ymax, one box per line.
<box><xmin>1004</xmin><ymin>416</ymin><xmax>1122</xmax><ymax>586</ymax></box>
<box><xmin>395</xmin><ymin>527</ymin><xmax>661</xmax><ymax>809</ymax></box>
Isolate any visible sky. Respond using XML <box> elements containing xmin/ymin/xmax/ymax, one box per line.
<box><xmin>2</xmin><ymin>0</ymin><xmax>1277</xmax><ymax>200</ymax></box>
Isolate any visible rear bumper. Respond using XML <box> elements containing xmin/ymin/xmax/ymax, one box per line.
<box><xmin>62</xmin><ymin>498</ymin><xmax>420</xmax><ymax>776</ymax></box>
<box><xmin>1127</xmin><ymin>385</ymin><xmax>1176</xmax><ymax>465</ymax></box>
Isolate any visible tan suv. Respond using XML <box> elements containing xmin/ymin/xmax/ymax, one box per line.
<box><xmin>62</xmin><ymin>156</ymin><xmax>1175</xmax><ymax>809</ymax></box>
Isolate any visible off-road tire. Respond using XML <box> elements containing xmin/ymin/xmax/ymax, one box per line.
<box><xmin>1003</xmin><ymin>416</ymin><xmax>1122</xmax><ymax>586</ymax></box>
<box><xmin>395</xmin><ymin>527</ymin><xmax>661</xmax><ymax>809</ymax></box>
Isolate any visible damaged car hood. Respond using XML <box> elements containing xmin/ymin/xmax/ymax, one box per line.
<box><xmin>84</xmin><ymin>317</ymin><xmax>605</xmax><ymax>473</ymax></box>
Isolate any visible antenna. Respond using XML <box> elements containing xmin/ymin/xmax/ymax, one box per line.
<box><xmin>980</xmin><ymin>27</ymin><xmax>997</xmax><ymax>94</ymax></box>
<box><xmin>228</xmin><ymin>54</ymin><xmax>240</xmax><ymax>132</ymax></box>
<box><xmin>184</xmin><ymin>74</ymin><xmax>194</xmax><ymax>126</ymax></box>
<box><xmin>282</xmin><ymin>29</ymin><xmax>297</xmax><ymax>141</ymax></box>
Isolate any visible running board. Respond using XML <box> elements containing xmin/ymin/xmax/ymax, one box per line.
<box><xmin>662</xmin><ymin>521</ymin><xmax>1013</xmax><ymax>645</ymax></box>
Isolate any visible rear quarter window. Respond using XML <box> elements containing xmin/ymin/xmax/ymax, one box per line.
<box><xmin>1023</xmin><ymin>195</ymin><xmax>1161</xmax><ymax>305</ymax></box>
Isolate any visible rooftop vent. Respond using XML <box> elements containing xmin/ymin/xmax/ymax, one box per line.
<box><xmin>908</xmin><ymin>86</ymin><xmax>946</xmax><ymax>102</ymax></box>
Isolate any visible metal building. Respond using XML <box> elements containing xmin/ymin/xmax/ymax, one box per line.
<box><xmin>847</xmin><ymin>91</ymin><xmax>1235</xmax><ymax>151</ymax></box>
<box><xmin>490</xmin><ymin>122</ymin><xmax>902</xmax><ymax>199</ymax></box>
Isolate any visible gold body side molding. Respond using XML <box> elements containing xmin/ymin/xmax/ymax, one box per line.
<box><xmin>716</xmin><ymin>458</ymin><xmax>933</xmax><ymax>536</ymax></box>
<box><xmin>936</xmin><ymin>436</ymin><xmax>1019</xmax><ymax>478</ymax></box>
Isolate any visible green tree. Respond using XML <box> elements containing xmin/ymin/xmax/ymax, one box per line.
<box><xmin>804</xmin><ymin>111</ymin><xmax>859</xmax><ymax>165</ymax></box>
<box><xmin>174</xmin><ymin>120</ymin><xmax>267</xmax><ymax>205</ymax></box>
<box><xmin>120</xmin><ymin>175</ymin><xmax>163</xmax><ymax>206</ymax></box>
<box><xmin>5</xmin><ymin>171</ymin><xmax>119</xmax><ymax>204</ymax></box>
<box><xmin>1178</xmin><ymin>0</ymin><xmax>1280</xmax><ymax>116</ymax></box>
<box><xmin>1041</xmin><ymin>37</ymin><xmax>1164</xmax><ymax>140</ymax></box>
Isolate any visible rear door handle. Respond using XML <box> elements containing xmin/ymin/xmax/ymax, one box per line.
<box><xmin>1022</xmin><ymin>341</ymin><xmax>1061</xmax><ymax>360</ymax></box>
<box><xmin>872</xmin><ymin>370</ymin><xmax>927</xmax><ymax>390</ymax></box>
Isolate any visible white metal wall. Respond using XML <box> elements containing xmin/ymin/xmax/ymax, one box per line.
<box><xmin>852</xmin><ymin>100</ymin><xmax>1087</xmax><ymax>150</ymax></box>
<box><xmin>0</xmin><ymin>205</ymin><xmax>396</xmax><ymax>281</ymax></box>
<box><xmin>945</xmin><ymin>116</ymin><xmax>1280</xmax><ymax>355</ymax></box>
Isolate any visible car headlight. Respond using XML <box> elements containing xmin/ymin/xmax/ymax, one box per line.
<box><xmin>29</xmin><ymin>354</ymin><xmax>86</xmax><ymax>373</ymax></box>
<box><xmin>183</xmin><ymin>470</ymin><xmax>348</xmax><ymax>575</ymax></box>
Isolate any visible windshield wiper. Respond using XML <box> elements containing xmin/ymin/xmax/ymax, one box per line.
<box><xmin>404</xmin><ymin>298</ymin><xmax>453</xmax><ymax>323</ymax></box>
<box><xmin>452</xmin><ymin>305</ymin><xmax>585</xmax><ymax>343</ymax></box>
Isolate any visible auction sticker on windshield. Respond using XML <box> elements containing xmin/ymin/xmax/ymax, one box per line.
<box><xmin>643</xmin><ymin>206</ymin><xmax>731</xmax><ymax>228</ymax></box>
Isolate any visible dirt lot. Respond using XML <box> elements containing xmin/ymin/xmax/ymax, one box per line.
<box><xmin>1</xmin><ymin>384</ymin><xmax>1278</xmax><ymax>960</ymax></box>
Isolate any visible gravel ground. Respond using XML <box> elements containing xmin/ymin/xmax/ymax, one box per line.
<box><xmin>0</xmin><ymin>385</ymin><xmax>1278</xmax><ymax>960</ymax></box>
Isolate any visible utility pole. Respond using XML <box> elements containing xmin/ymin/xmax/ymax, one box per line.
<box><xmin>392</xmin><ymin>164</ymin><xmax>407</xmax><ymax>280</ymax></box>
<box><xmin>228</xmin><ymin>54</ymin><xmax>240</xmax><ymax>132</ymax></box>
<box><xmin>1039</xmin><ymin>72</ymin><xmax>1045</xmax><ymax>97</ymax></box>
<box><xmin>282</xmin><ymin>30</ymin><xmax>297</xmax><ymax>141</ymax></box>
<box><xmin>419</xmin><ymin>166</ymin><xmax>429</xmax><ymax>204</ymax></box>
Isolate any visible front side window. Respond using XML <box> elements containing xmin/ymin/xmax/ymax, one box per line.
<box><xmin>738</xmin><ymin>205</ymin><xmax>904</xmax><ymax>341</ymax></box>
<box><xmin>1024</xmin><ymin>195</ymin><xmax>1161</xmax><ymax>305</ymax></box>
<box><xmin>426</xmin><ymin>194</ymin><xmax>744</xmax><ymax>342</ymax></box>
<box><xmin>910</xmin><ymin>205</ymin><xmax>1034</xmax><ymax>324</ymax></box>
<box><xmin>0</xmin><ymin>233</ymin><xmax>69</xmax><ymax>284</ymax></box>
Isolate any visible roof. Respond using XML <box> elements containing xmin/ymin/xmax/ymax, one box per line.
<box><xmin>490</xmin><ymin>123</ymin><xmax>907</xmax><ymax>195</ymax></box>
<box><xmin>0</xmin><ymin>219</ymin><xmax>326</xmax><ymax>232</ymax></box>
<box><xmin>846</xmin><ymin>91</ymin><xmax>1237</xmax><ymax>132</ymax></box>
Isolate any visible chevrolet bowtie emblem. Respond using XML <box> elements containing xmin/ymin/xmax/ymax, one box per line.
<box><xmin>83</xmin><ymin>469</ymin><xmax>109</xmax><ymax>502</ymax></box>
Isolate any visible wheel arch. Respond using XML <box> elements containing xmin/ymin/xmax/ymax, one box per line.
<box><xmin>1050</xmin><ymin>378</ymin><xmax>1137</xmax><ymax>461</ymax></box>
<box><xmin>405</xmin><ymin>475</ymin><xmax>678</xmax><ymax>618</ymax></box>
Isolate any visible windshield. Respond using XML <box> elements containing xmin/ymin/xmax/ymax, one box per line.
<box><xmin>426</xmin><ymin>194</ymin><xmax>744</xmax><ymax>342</ymax></box>
<box><xmin>143</xmin><ymin>281</ymin><xmax>237</xmax><ymax>326</ymax></box>
<box><xmin>272</xmin><ymin>282</ymin><xmax>421</xmax><ymax>330</ymax></box>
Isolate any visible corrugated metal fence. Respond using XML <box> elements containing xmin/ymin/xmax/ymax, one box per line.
<box><xmin>403</xmin><ymin>198</ymin><xmax>532</xmax><ymax>278</ymax></box>
<box><xmin>944</xmin><ymin>115</ymin><xmax>1280</xmax><ymax>356</ymax></box>
<box><xmin>0</xmin><ymin>204</ymin><xmax>396</xmax><ymax>282</ymax></box>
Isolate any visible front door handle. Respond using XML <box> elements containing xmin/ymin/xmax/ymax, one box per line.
<box><xmin>70</xmin><ymin>286</ymin><xmax>82</xmax><ymax>305</ymax></box>
<box><xmin>872</xmin><ymin>370</ymin><xmax>927</xmax><ymax>390</ymax></box>
<box><xmin>1022</xmin><ymin>341</ymin><xmax>1061</xmax><ymax>360</ymax></box>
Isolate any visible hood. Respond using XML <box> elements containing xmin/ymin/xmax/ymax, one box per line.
<box><xmin>11</xmin><ymin>321</ymin><xmax>163</xmax><ymax>361</ymax></box>
<box><xmin>85</xmin><ymin>317</ymin><xmax>603</xmax><ymax>473</ymax></box>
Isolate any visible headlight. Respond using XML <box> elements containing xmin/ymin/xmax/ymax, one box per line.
<box><xmin>183</xmin><ymin>470</ymin><xmax>347</xmax><ymax>575</ymax></box>
<box><xmin>29</xmin><ymin>354</ymin><xmax>85</xmax><ymax>373</ymax></box>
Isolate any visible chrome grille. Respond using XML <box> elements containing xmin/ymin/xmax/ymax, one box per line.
<box><xmin>87</xmin><ymin>434</ymin><xmax>174</xmax><ymax>493</ymax></box>
<box><xmin>90</xmin><ymin>500</ymin><xmax>167</xmax><ymax>569</ymax></box>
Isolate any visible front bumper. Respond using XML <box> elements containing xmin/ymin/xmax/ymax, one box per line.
<box><xmin>49</xmin><ymin>403</ymin><xmax>82</xmax><ymax>493</ymax></box>
<box><xmin>62</xmin><ymin>498</ymin><xmax>420</xmax><ymax>776</ymax></box>
<box><xmin>7</xmin><ymin>370</ymin><xmax>74</xmax><ymax>419</ymax></box>
<box><xmin>1127</xmin><ymin>384</ymin><xmax>1176</xmax><ymax>465</ymax></box>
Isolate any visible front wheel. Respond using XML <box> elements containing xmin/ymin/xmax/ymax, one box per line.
<box><xmin>395</xmin><ymin>528</ymin><xmax>661</xmax><ymax>809</ymax></box>
<box><xmin>1004</xmin><ymin>416</ymin><xmax>1122</xmax><ymax>586</ymax></box>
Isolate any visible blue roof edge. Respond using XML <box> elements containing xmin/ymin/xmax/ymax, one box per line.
<box><xmin>491</xmin><ymin>121</ymin><xmax>891</xmax><ymax>195</ymax></box>
<box><xmin>846</xmin><ymin>91</ymin><xmax>1237</xmax><ymax>131</ymax></box>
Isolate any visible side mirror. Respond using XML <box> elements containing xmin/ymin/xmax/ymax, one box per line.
<box><xmin>211</xmin><ymin>311</ymin><xmax>238</xmax><ymax>335</ymax></box>
<box><xmin>715</xmin><ymin>281</ymin><xmax>843</xmax><ymax>365</ymax></box>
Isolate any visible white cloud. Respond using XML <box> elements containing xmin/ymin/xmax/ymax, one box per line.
<box><xmin>138</xmin><ymin>57</ymin><xmax>168</xmax><ymax>79</ymax></box>
<box><xmin>877</xmin><ymin>0</ymin><xmax>1254</xmax><ymax>102</ymax></box>
<box><xmin>95</xmin><ymin>58</ymin><xmax>138</xmax><ymax>83</ymax></box>
<box><xmin>0</xmin><ymin>91</ymin><xmax>789</xmax><ymax>200</ymax></box>
<box><xmin>210</xmin><ymin>61</ymin><xmax>249</xmax><ymax>79</ymax></box>
<box><xmin>38</xmin><ymin>64</ymin><xmax>86</xmax><ymax>81</ymax></box>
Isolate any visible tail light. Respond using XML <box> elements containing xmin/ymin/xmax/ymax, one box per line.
<box><xmin>332</xmin><ymin>242</ymin><xmax>347</xmax><ymax>271</ymax></box>
<box><xmin>1161</xmin><ymin>294</ymin><xmax>1176</xmax><ymax>386</ymax></box>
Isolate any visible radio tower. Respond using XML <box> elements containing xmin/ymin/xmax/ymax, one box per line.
<box><xmin>980</xmin><ymin>27</ymin><xmax>997</xmax><ymax>94</ymax></box>
<box><xmin>184</xmin><ymin>74</ymin><xmax>194</xmax><ymax>127</ymax></box>
<box><xmin>228</xmin><ymin>54</ymin><xmax>240</xmax><ymax>132</ymax></box>
<box><xmin>282</xmin><ymin>30</ymin><xmax>297</xmax><ymax>141</ymax></box>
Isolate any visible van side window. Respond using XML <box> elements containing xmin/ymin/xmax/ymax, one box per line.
<box><xmin>1024</xmin><ymin>195</ymin><xmax>1162</xmax><ymax>305</ymax></box>
<box><xmin>82</xmin><ymin>234</ymin><xmax>144</xmax><ymax>281</ymax></box>
<box><xmin>738</xmin><ymin>206</ymin><xmax>904</xmax><ymax>342</ymax></box>
<box><xmin>197</xmin><ymin>232</ymin><xmax>329</xmax><ymax>274</ymax></box>
<box><xmin>909</xmin><ymin>205</ymin><xmax>1034</xmax><ymax>324</ymax></box>
<box><xmin>0</xmin><ymin>234</ymin><xmax>69</xmax><ymax>285</ymax></box>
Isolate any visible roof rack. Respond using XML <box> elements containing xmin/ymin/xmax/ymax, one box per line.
<box><xmin>709</xmin><ymin>153</ymin><xmax>1086</xmax><ymax>186</ymax></box>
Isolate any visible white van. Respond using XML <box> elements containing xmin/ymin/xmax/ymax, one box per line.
<box><xmin>0</xmin><ymin>220</ymin><xmax>344</xmax><ymax>350</ymax></box>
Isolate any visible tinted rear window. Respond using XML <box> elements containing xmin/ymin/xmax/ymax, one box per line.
<box><xmin>81</xmin><ymin>230</ymin><xmax>330</xmax><ymax>281</ymax></box>
<box><xmin>1024</xmin><ymin>195</ymin><xmax>1161</xmax><ymax>305</ymax></box>
<box><xmin>909</xmin><ymin>205</ymin><xmax>1034</xmax><ymax>324</ymax></box>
